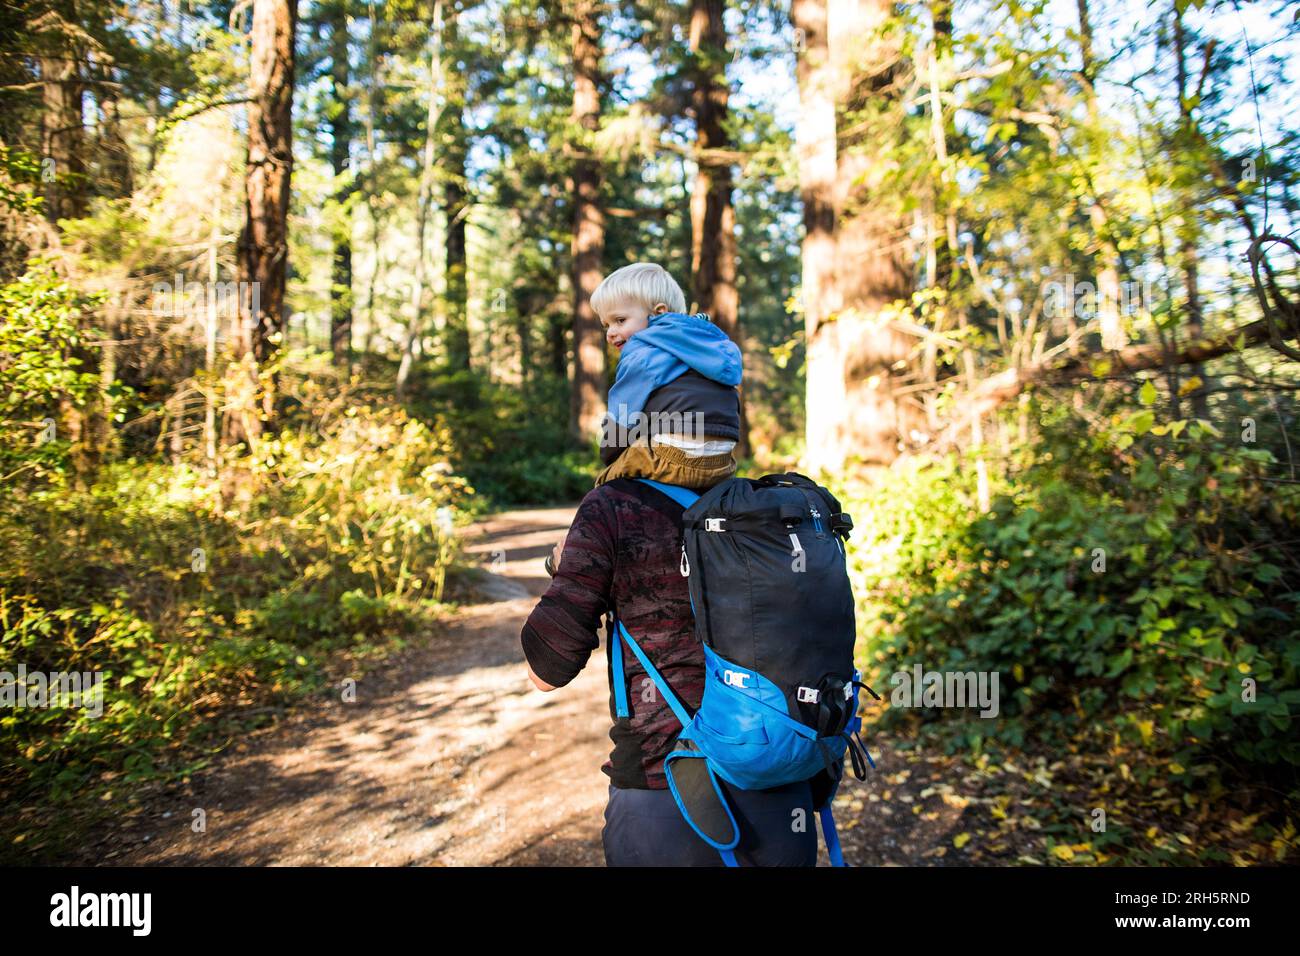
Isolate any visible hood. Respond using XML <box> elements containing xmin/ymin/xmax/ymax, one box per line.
<box><xmin>620</xmin><ymin>312</ymin><xmax>742</xmax><ymax>387</ymax></box>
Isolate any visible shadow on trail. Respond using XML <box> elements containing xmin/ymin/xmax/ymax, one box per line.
<box><xmin>54</xmin><ymin>505</ymin><xmax>617</xmax><ymax>867</ymax></box>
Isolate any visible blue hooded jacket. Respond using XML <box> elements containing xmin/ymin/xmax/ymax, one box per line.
<box><xmin>606</xmin><ymin>311</ymin><xmax>743</xmax><ymax>428</ymax></box>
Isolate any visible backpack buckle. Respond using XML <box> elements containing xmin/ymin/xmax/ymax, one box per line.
<box><xmin>797</xmin><ymin>686</ymin><xmax>820</xmax><ymax>703</ymax></box>
<box><xmin>704</xmin><ymin>517</ymin><xmax>726</xmax><ymax>532</ymax></box>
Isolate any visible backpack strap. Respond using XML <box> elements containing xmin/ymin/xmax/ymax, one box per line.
<box><xmin>635</xmin><ymin>477</ymin><xmax>701</xmax><ymax>510</ymax></box>
<box><xmin>613</xmin><ymin>620</ymin><xmax>693</xmax><ymax>726</ymax></box>
<box><xmin>617</xmin><ymin>625</ymin><xmax>743</xmax><ymax>866</ymax></box>
<box><xmin>818</xmin><ymin>805</ymin><xmax>848</xmax><ymax>867</ymax></box>
<box><xmin>610</xmin><ymin>620</ymin><xmax>630</xmax><ymax>718</ymax></box>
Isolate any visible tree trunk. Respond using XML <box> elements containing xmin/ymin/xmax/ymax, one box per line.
<box><xmin>792</xmin><ymin>0</ymin><xmax>837</xmax><ymax>472</ymax></box>
<box><xmin>205</xmin><ymin>192</ymin><xmax>220</xmax><ymax>470</ymax></box>
<box><xmin>549</xmin><ymin>311</ymin><xmax>568</xmax><ymax>378</ymax></box>
<box><xmin>37</xmin><ymin>2</ymin><xmax>86</xmax><ymax>223</ymax></box>
<box><xmin>395</xmin><ymin>0</ymin><xmax>445</xmax><ymax>398</ymax></box>
<box><xmin>329</xmin><ymin>0</ymin><xmax>354</xmax><ymax>370</ymax></box>
<box><xmin>1172</xmin><ymin>2</ymin><xmax>1211</xmax><ymax>418</ymax></box>
<box><xmin>928</xmin><ymin>0</ymin><xmax>958</xmax><ymax>296</ymax></box>
<box><xmin>361</xmin><ymin>0</ymin><xmax>384</xmax><ymax>362</ymax></box>
<box><xmin>440</xmin><ymin>9</ymin><xmax>471</xmax><ymax>371</ymax></box>
<box><xmin>516</xmin><ymin>310</ymin><xmax>532</xmax><ymax>384</ymax></box>
<box><xmin>235</xmin><ymin>0</ymin><xmax>296</xmax><ymax>438</ymax></box>
<box><xmin>688</xmin><ymin>0</ymin><xmax>748</xmax><ymax>456</ymax></box>
<box><xmin>567</xmin><ymin>0</ymin><xmax>607</xmax><ymax>443</ymax></box>
<box><xmin>794</xmin><ymin>0</ymin><xmax>915</xmax><ymax>474</ymax></box>
<box><xmin>1075</xmin><ymin>0</ymin><xmax>1125</xmax><ymax>354</ymax></box>
<box><xmin>99</xmin><ymin>82</ymin><xmax>133</xmax><ymax>197</ymax></box>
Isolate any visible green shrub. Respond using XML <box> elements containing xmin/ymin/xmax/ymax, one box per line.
<box><xmin>0</xmin><ymin>401</ymin><xmax>469</xmax><ymax>801</ymax></box>
<box><xmin>412</xmin><ymin>368</ymin><xmax>597</xmax><ymax>505</ymax></box>
<box><xmin>845</xmin><ymin>393</ymin><xmax>1300</xmax><ymax>793</ymax></box>
<box><xmin>0</xmin><ymin>265</ymin><xmax>106</xmax><ymax>484</ymax></box>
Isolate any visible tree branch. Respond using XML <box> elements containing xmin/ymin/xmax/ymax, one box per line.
<box><xmin>934</xmin><ymin>317</ymin><xmax>1290</xmax><ymax>449</ymax></box>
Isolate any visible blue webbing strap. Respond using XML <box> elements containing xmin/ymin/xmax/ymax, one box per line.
<box><xmin>615</xmin><ymin>620</ymin><xmax>692</xmax><ymax>727</ymax></box>
<box><xmin>611</xmin><ymin>479</ymin><xmax>697</xmax><ymax>721</ymax></box>
<box><xmin>635</xmin><ymin>477</ymin><xmax>701</xmax><ymax>510</ymax></box>
<box><xmin>819</xmin><ymin>805</ymin><xmax>847</xmax><ymax>867</ymax></box>
<box><xmin>719</xmin><ymin>849</ymin><xmax>739</xmax><ymax>867</ymax></box>
<box><xmin>610</xmin><ymin>624</ymin><xmax>629</xmax><ymax>717</ymax></box>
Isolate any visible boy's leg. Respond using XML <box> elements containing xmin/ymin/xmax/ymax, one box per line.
<box><xmin>593</xmin><ymin>442</ymin><xmax>657</xmax><ymax>488</ymax></box>
<box><xmin>593</xmin><ymin>439</ymin><xmax>736</xmax><ymax>491</ymax></box>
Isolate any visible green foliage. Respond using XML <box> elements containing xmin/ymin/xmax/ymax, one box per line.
<box><xmin>0</xmin><ymin>399</ymin><xmax>468</xmax><ymax>802</ymax></box>
<box><xmin>846</xmin><ymin>394</ymin><xmax>1300</xmax><ymax>794</ymax></box>
<box><xmin>0</xmin><ymin>266</ymin><xmax>108</xmax><ymax>483</ymax></box>
<box><xmin>412</xmin><ymin>367</ymin><xmax>598</xmax><ymax>506</ymax></box>
<box><xmin>0</xmin><ymin>145</ymin><xmax>45</xmax><ymax>217</ymax></box>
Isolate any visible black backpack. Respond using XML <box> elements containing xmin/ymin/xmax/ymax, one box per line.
<box><xmin>611</xmin><ymin>473</ymin><xmax>877</xmax><ymax>865</ymax></box>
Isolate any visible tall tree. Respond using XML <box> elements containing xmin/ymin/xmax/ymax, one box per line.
<box><xmin>329</xmin><ymin>0</ymin><xmax>354</xmax><ymax>369</ymax></box>
<box><xmin>1170</xmin><ymin>0</ymin><xmax>1211</xmax><ymax>418</ymax></box>
<box><xmin>35</xmin><ymin>2</ymin><xmax>87</xmax><ymax>222</ymax></box>
<box><xmin>567</xmin><ymin>0</ymin><xmax>607</xmax><ymax>442</ymax></box>
<box><xmin>438</xmin><ymin>4</ymin><xmax>471</xmax><ymax>370</ymax></box>
<box><xmin>1075</xmin><ymin>0</ymin><xmax>1125</xmax><ymax>355</ymax></box>
<box><xmin>396</xmin><ymin>0</ymin><xmax>446</xmax><ymax>398</ymax></box>
<box><xmin>235</xmin><ymin>0</ymin><xmax>297</xmax><ymax>434</ymax></box>
<box><xmin>792</xmin><ymin>0</ymin><xmax>837</xmax><ymax>468</ymax></box>
<box><xmin>793</xmin><ymin>0</ymin><xmax>916</xmax><ymax>473</ymax></box>
<box><xmin>687</xmin><ymin>0</ymin><xmax>748</xmax><ymax>454</ymax></box>
<box><xmin>98</xmin><ymin>86</ymin><xmax>132</xmax><ymax>197</ymax></box>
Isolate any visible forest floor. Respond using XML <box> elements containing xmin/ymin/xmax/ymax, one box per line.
<box><xmin>36</xmin><ymin>506</ymin><xmax>1027</xmax><ymax>867</ymax></box>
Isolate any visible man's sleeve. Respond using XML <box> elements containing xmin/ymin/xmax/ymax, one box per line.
<box><xmin>520</xmin><ymin>489</ymin><xmax>616</xmax><ymax>688</ymax></box>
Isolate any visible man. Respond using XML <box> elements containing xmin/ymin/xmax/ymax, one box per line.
<box><xmin>520</xmin><ymin>473</ymin><xmax>817</xmax><ymax>866</ymax></box>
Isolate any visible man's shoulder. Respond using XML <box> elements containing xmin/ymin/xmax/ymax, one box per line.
<box><xmin>581</xmin><ymin>478</ymin><xmax>655</xmax><ymax>506</ymax></box>
<box><xmin>581</xmin><ymin>479</ymin><xmax>684</xmax><ymax>523</ymax></box>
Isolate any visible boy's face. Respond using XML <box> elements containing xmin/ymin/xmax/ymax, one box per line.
<box><xmin>598</xmin><ymin>298</ymin><xmax>669</xmax><ymax>352</ymax></box>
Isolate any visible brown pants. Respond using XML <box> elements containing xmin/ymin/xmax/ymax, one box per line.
<box><xmin>594</xmin><ymin>438</ymin><xmax>737</xmax><ymax>492</ymax></box>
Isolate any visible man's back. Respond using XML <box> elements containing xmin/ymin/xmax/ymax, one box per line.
<box><xmin>520</xmin><ymin>477</ymin><xmax>704</xmax><ymax>788</ymax></box>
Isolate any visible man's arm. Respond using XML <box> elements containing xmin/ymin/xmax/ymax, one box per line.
<box><xmin>519</xmin><ymin>490</ymin><xmax>616</xmax><ymax>690</ymax></box>
<box><xmin>529</xmin><ymin>542</ymin><xmax>565</xmax><ymax>690</ymax></box>
<box><xmin>527</xmin><ymin>664</ymin><xmax>557</xmax><ymax>693</ymax></box>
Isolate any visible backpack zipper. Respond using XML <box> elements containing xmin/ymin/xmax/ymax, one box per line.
<box><xmin>797</xmin><ymin>488</ymin><xmax>827</xmax><ymax>537</ymax></box>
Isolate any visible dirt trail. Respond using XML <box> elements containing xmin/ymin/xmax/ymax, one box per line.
<box><xmin>77</xmin><ymin>506</ymin><xmax>614</xmax><ymax>866</ymax></box>
<box><xmin>61</xmin><ymin>507</ymin><xmax>977</xmax><ymax>867</ymax></box>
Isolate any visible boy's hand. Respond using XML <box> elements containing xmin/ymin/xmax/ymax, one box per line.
<box><xmin>551</xmin><ymin>539</ymin><xmax>564</xmax><ymax>570</ymax></box>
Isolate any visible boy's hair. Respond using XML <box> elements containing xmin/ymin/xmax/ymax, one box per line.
<box><xmin>590</xmin><ymin>263</ymin><xmax>688</xmax><ymax>318</ymax></box>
